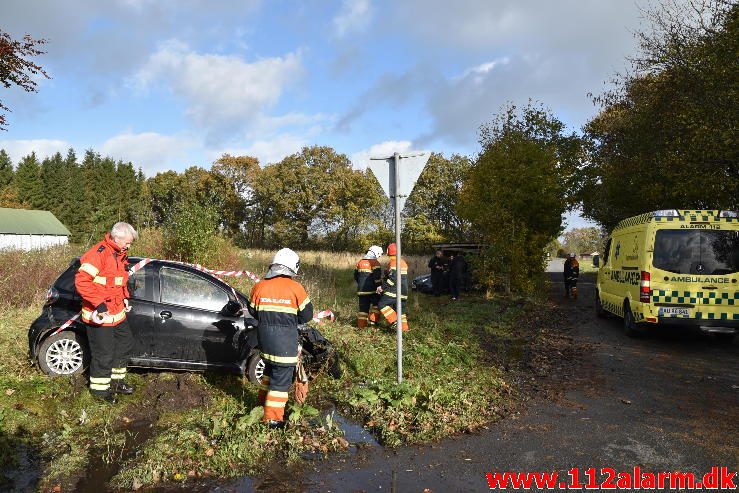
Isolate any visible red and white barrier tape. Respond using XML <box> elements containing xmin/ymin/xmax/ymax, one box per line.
<box><xmin>312</xmin><ymin>309</ymin><xmax>336</xmax><ymax>323</ymax></box>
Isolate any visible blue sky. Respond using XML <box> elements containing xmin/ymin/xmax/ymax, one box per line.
<box><xmin>1</xmin><ymin>0</ymin><xmax>656</xmax><ymax>230</ymax></box>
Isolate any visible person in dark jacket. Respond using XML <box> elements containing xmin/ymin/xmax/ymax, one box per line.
<box><xmin>248</xmin><ymin>248</ymin><xmax>313</xmax><ymax>428</ymax></box>
<box><xmin>377</xmin><ymin>243</ymin><xmax>410</xmax><ymax>331</ymax></box>
<box><xmin>448</xmin><ymin>252</ymin><xmax>467</xmax><ymax>300</ymax></box>
<box><xmin>428</xmin><ymin>250</ymin><xmax>447</xmax><ymax>297</ymax></box>
<box><xmin>563</xmin><ymin>253</ymin><xmax>580</xmax><ymax>299</ymax></box>
<box><xmin>354</xmin><ymin>245</ymin><xmax>383</xmax><ymax>328</ymax></box>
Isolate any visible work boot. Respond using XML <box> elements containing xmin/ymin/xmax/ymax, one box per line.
<box><xmin>111</xmin><ymin>382</ymin><xmax>135</xmax><ymax>395</ymax></box>
<box><xmin>90</xmin><ymin>389</ymin><xmax>117</xmax><ymax>404</ymax></box>
<box><xmin>267</xmin><ymin>420</ymin><xmax>285</xmax><ymax>430</ymax></box>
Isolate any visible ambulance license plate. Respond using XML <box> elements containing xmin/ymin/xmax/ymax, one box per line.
<box><xmin>658</xmin><ymin>307</ymin><xmax>691</xmax><ymax>317</ymax></box>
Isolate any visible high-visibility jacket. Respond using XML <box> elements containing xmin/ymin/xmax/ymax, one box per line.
<box><xmin>354</xmin><ymin>257</ymin><xmax>382</xmax><ymax>295</ymax></box>
<box><xmin>381</xmin><ymin>256</ymin><xmax>408</xmax><ymax>300</ymax></box>
<box><xmin>248</xmin><ymin>275</ymin><xmax>313</xmax><ymax>365</ymax></box>
<box><xmin>75</xmin><ymin>234</ymin><xmax>130</xmax><ymax>326</ymax></box>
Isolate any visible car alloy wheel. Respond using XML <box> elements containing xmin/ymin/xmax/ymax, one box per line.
<box><xmin>45</xmin><ymin>337</ymin><xmax>84</xmax><ymax>375</ymax></box>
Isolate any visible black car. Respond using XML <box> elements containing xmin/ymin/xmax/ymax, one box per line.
<box><xmin>28</xmin><ymin>258</ymin><xmax>339</xmax><ymax>384</ymax></box>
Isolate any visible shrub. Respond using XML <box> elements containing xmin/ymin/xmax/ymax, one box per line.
<box><xmin>162</xmin><ymin>202</ymin><xmax>220</xmax><ymax>263</ymax></box>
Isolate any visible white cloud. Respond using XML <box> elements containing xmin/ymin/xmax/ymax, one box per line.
<box><xmin>132</xmin><ymin>40</ymin><xmax>304</xmax><ymax>143</ymax></box>
<box><xmin>333</xmin><ymin>0</ymin><xmax>373</xmax><ymax>37</ymax></box>
<box><xmin>0</xmin><ymin>139</ymin><xmax>71</xmax><ymax>164</ymax></box>
<box><xmin>350</xmin><ymin>140</ymin><xmax>413</xmax><ymax>169</ymax></box>
<box><xmin>214</xmin><ymin>134</ymin><xmax>307</xmax><ymax>166</ymax></box>
<box><xmin>100</xmin><ymin>131</ymin><xmax>192</xmax><ymax>176</ymax></box>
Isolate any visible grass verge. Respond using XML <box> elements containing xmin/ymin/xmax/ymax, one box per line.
<box><xmin>1</xmin><ymin>247</ymin><xmax>540</xmax><ymax>491</ymax></box>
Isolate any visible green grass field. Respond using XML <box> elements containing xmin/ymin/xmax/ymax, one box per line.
<box><xmin>0</xmin><ymin>246</ymin><xmax>538</xmax><ymax>490</ymax></box>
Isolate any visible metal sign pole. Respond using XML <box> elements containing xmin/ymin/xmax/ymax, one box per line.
<box><xmin>393</xmin><ymin>152</ymin><xmax>403</xmax><ymax>384</ymax></box>
<box><xmin>367</xmin><ymin>150</ymin><xmax>429</xmax><ymax>385</ymax></box>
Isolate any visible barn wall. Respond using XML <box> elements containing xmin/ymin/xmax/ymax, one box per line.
<box><xmin>0</xmin><ymin>234</ymin><xmax>69</xmax><ymax>251</ymax></box>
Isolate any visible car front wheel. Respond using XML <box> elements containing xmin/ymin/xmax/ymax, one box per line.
<box><xmin>38</xmin><ymin>331</ymin><xmax>90</xmax><ymax>376</ymax></box>
<box><xmin>246</xmin><ymin>351</ymin><xmax>266</xmax><ymax>385</ymax></box>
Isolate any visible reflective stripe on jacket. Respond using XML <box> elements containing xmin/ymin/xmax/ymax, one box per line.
<box><xmin>74</xmin><ymin>233</ymin><xmax>130</xmax><ymax>326</ymax></box>
<box><xmin>248</xmin><ymin>275</ymin><xmax>314</xmax><ymax>365</ymax></box>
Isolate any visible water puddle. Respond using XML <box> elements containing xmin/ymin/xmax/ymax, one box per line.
<box><xmin>1</xmin><ymin>443</ymin><xmax>40</xmax><ymax>492</ymax></box>
<box><xmin>331</xmin><ymin>411</ymin><xmax>379</xmax><ymax>448</ymax></box>
<box><xmin>75</xmin><ymin>418</ymin><xmax>155</xmax><ymax>493</ymax></box>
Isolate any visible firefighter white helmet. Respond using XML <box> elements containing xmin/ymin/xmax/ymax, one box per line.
<box><xmin>272</xmin><ymin>248</ymin><xmax>300</xmax><ymax>274</ymax></box>
<box><xmin>367</xmin><ymin>245</ymin><xmax>383</xmax><ymax>259</ymax></box>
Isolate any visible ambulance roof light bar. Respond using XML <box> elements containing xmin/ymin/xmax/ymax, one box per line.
<box><xmin>719</xmin><ymin>210</ymin><xmax>738</xmax><ymax>218</ymax></box>
<box><xmin>653</xmin><ymin>209</ymin><xmax>680</xmax><ymax>217</ymax></box>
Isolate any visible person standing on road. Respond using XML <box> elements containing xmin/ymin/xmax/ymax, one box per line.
<box><xmin>248</xmin><ymin>248</ymin><xmax>313</xmax><ymax>428</ymax></box>
<box><xmin>428</xmin><ymin>249</ymin><xmax>447</xmax><ymax>297</ymax></box>
<box><xmin>354</xmin><ymin>245</ymin><xmax>383</xmax><ymax>328</ymax></box>
<box><xmin>448</xmin><ymin>252</ymin><xmax>467</xmax><ymax>301</ymax></box>
<box><xmin>377</xmin><ymin>243</ymin><xmax>409</xmax><ymax>331</ymax></box>
<box><xmin>563</xmin><ymin>253</ymin><xmax>580</xmax><ymax>299</ymax></box>
<box><xmin>74</xmin><ymin>222</ymin><xmax>138</xmax><ymax>403</ymax></box>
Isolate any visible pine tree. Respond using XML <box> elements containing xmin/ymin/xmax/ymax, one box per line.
<box><xmin>0</xmin><ymin>149</ymin><xmax>13</xmax><ymax>188</ymax></box>
<box><xmin>14</xmin><ymin>152</ymin><xmax>44</xmax><ymax>209</ymax></box>
<box><xmin>40</xmin><ymin>152</ymin><xmax>65</xmax><ymax>214</ymax></box>
<box><xmin>62</xmin><ymin>149</ymin><xmax>88</xmax><ymax>241</ymax></box>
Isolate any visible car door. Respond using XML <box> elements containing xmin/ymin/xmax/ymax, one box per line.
<box><xmin>125</xmin><ymin>260</ymin><xmax>157</xmax><ymax>358</ymax></box>
<box><xmin>153</xmin><ymin>266</ymin><xmax>242</xmax><ymax>364</ymax></box>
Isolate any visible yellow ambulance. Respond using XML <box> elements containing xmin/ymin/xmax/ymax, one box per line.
<box><xmin>594</xmin><ymin>209</ymin><xmax>739</xmax><ymax>341</ymax></box>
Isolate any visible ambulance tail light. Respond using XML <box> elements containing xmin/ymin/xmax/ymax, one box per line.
<box><xmin>719</xmin><ymin>210</ymin><xmax>738</xmax><ymax>218</ymax></box>
<box><xmin>653</xmin><ymin>209</ymin><xmax>680</xmax><ymax>217</ymax></box>
<box><xmin>640</xmin><ymin>271</ymin><xmax>651</xmax><ymax>303</ymax></box>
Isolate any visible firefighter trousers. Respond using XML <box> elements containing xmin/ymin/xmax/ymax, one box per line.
<box><xmin>257</xmin><ymin>324</ymin><xmax>298</xmax><ymax>422</ymax></box>
<box><xmin>377</xmin><ymin>296</ymin><xmax>408</xmax><ymax>331</ymax></box>
<box><xmin>86</xmin><ymin>319</ymin><xmax>134</xmax><ymax>392</ymax></box>
<box><xmin>357</xmin><ymin>294</ymin><xmax>380</xmax><ymax>328</ymax></box>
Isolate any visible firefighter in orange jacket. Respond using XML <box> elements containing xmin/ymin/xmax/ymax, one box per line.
<box><xmin>248</xmin><ymin>248</ymin><xmax>313</xmax><ymax>428</ymax></box>
<box><xmin>377</xmin><ymin>243</ymin><xmax>409</xmax><ymax>331</ymax></box>
<box><xmin>354</xmin><ymin>245</ymin><xmax>383</xmax><ymax>328</ymax></box>
<box><xmin>74</xmin><ymin>222</ymin><xmax>137</xmax><ymax>402</ymax></box>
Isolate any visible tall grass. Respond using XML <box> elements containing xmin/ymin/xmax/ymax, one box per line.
<box><xmin>0</xmin><ymin>245</ymin><xmax>84</xmax><ymax>310</ymax></box>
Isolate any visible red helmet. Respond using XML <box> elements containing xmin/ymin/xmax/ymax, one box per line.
<box><xmin>387</xmin><ymin>243</ymin><xmax>397</xmax><ymax>256</ymax></box>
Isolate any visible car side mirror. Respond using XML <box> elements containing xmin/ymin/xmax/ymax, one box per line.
<box><xmin>222</xmin><ymin>300</ymin><xmax>242</xmax><ymax>317</ymax></box>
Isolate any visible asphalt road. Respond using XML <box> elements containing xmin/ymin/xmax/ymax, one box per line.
<box><xmin>236</xmin><ymin>273</ymin><xmax>738</xmax><ymax>493</ymax></box>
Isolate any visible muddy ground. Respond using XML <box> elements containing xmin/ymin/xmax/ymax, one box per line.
<box><xmin>232</xmin><ymin>273</ymin><xmax>739</xmax><ymax>492</ymax></box>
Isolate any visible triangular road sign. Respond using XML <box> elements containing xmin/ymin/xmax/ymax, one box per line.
<box><xmin>368</xmin><ymin>152</ymin><xmax>430</xmax><ymax>212</ymax></box>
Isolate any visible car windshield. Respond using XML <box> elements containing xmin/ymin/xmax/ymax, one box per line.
<box><xmin>653</xmin><ymin>229</ymin><xmax>739</xmax><ymax>275</ymax></box>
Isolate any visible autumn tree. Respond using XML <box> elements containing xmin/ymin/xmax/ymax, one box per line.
<box><xmin>460</xmin><ymin>103</ymin><xmax>582</xmax><ymax>294</ymax></box>
<box><xmin>251</xmin><ymin>145</ymin><xmax>385</xmax><ymax>248</ymax></box>
<box><xmin>581</xmin><ymin>0</ymin><xmax>738</xmax><ymax>229</ymax></box>
<box><xmin>561</xmin><ymin>227</ymin><xmax>605</xmax><ymax>256</ymax></box>
<box><xmin>403</xmin><ymin>153</ymin><xmax>474</xmax><ymax>252</ymax></box>
<box><xmin>0</xmin><ymin>30</ymin><xmax>50</xmax><ymax>129</ymax></box>
<box><xmin>211</xmin><ymin>154</ymin><xmax>260</xmax><ymax>237</ymax></box>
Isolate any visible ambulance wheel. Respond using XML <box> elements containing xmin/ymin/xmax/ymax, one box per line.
<box><xmin>38</xmin><ymin>331</ymin><xmax>90</xmax><ymax>376</ymax></box>
<box><xmin>246</xmin><ymin>351</ymin><xmax>266</xmax><ymax>385</ymax></box>
<box><xmin>595</xmin><ymin>291</ymin><xmax>607</xmax><ymax>318</ymax></box>
<box><xmin>714</xmin><ymin>333</ymin><xmax>735</xmax><ymax>344</ymax></box>
<box><xmin>623</xmin><ymin>303</ymin><xmax>641</xmax><ymax>338</ymax></box>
